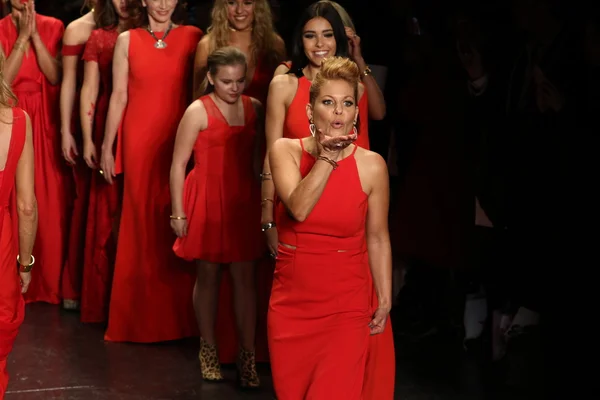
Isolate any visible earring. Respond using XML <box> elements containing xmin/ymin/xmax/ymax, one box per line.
<box><xmin>309</xmin><ymin>123</ymin><xmax>316</xmax><ymax>137</ymax></box>
<box><xmin>353</xmin><ymin>125</ymin><xmax>358</xmax><ymax>136</ymax></box>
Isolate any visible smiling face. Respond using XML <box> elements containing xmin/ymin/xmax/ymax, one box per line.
<box><xmin>142</xmin><ymin>0</ymin><xmax>178</xmax><ymax>24</ymax></box>
<box><xmin>307</xmin><ymin>79</ymin><xmax>357</xmax><ymax>137</ymax></box>
<box><xmin>302</xmin><ymin>17</ymin><xmax>337</xmax><ymax>68</ymax></box>
<box><xmin>225</xmin><ymin>0</ymin><xmax>255</xmax><ymax>31</ymax></box>
<box><xmin>208</xmin><ymin>63</ymin><xmax>247</xmax><ymax>104</ymax></box>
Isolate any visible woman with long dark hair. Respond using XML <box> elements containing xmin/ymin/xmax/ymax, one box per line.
<box><xmin>99</xmin><ymin>0</ymin><xmax>203</xmax><ymax>343</ymax></box>
<box><xmin>78</xmin><ymin>0</ymin><xmax>129</xmax><ymax>324</ymax></box>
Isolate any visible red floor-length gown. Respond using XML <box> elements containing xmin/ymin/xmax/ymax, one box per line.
<box><xmin>80</xmin><ymin>27</ymin><xmax>121</xmax><ymax>323</ymax></box>
<box><xmin>0</xmin><ymin>15</ymin><xmax>70</xmax><ymax>305</ymax></box>
<box><xmin>268</xmin><ymin>140</ymin><xmax>395</xmax><ymax>399</ymax></box>
<box><xmin>213</xmin><ymin>56</ymin><xmax>275</xmax><ymax>364</ymax></box>
<box><xmin>0</xmin><ymin>108</ymin><xmax>27</xmax><ymax>397</ymax></box>
<box><xmin>104</xmin><ymin>26</ymin><xmax>203</xmax><ymax>342</ymax></box>
<box><xmin>61</xmin><ymin>40</ymin><xmax>91</xmax><ymax>304</ymax></box>
<box><xmin>276</xmin><ymin>68</ymin><xmax>395</xmax><ymax>396</ymax></box>
<box><xmin>174</xmin><ymin>94</ymin><xmax>263</xmax><ymax>265</ymax></box>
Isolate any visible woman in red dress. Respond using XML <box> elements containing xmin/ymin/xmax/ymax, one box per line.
<box><xmin>261</xmin><ymin>1</ymin><xmax>385</xmax><ymax>258</ymax></box>
<box><xmin>59</xmin><ymin>0</ymin><xmax>97</xmax><ymax>311</ymax></box>
<box><xmin>0</xmin><ymin>0</ymin><xmax>68</xmax><ymax>305</ymax></box>
<box><xmin>191</xmin><ymin>0</ymin><xmax>285</xmax><ymax>365</ymax></box>
<box><xmin>0</xmin><ymin>56</ymin><xmax>37</xmax><ymax>397</ymax></box>
<box><xmin>99</xmin><ymin>0</ymin><xmax>203</xmax><ymax>343</ymax></box>
<box><xmin>79</xmin><ymin>0</ymin><xmax>128</xmax><ymax>324</ymax></box>
<box><xmin>170</xmin><ymin>47</ymin><xmax>262</xmax><ymax>388</ymax></box>
<box><xmin>268</xmin><ymin>57</ymin><xmax>394</xmax><ymax>399</ymax></box>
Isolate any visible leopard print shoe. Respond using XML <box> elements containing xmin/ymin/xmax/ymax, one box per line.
<box><xmin>199</xmin><ymin>338</ymin><xmax>224</xmax><ymax>382</ymax></box>
<box><xmin>237</xmin><ymin>347</ymin><xmax>260</xmax><ymax>389</ymax></box>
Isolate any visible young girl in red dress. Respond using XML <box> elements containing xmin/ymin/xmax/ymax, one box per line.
<box><xmin>191</xmin><ymin>0</ymin><xmax>286</xmax><ymax>366</ymax></box>
<box><xmin>171</xmin><ymin>46</ymin><xmax>263</xmax><ymax>389</ymax></box>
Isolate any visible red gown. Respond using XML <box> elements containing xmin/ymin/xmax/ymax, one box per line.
<box><xmin>0</xmin><ymin>108</ymin><xmax>26</xmax><ymax>397</ymax></box>
<box><xmin>61</xmin><ymin>40</ymin><xmax>91</xmax><ymax>304</ymax></box>
<box><xmin>283</xmin><ymin>71</ymin><xmax>370</xmax><ymax>149</ymax></box>
<box><xmin>104</xmin><ymin>26</ymin><xmax>203</xmax><ymax>343</ymax></box>
<box><xmin>268</xmin><ymin>140</ymin><xmax>395</xmax><ymax>399</ymax></box>
<box><xmin>212</xmin><ymin>56</ymin><xmax>276</xmax><ymax>364</ymax></box>
<box><xmin>173</xmin><ymin>95</ymin><xmax>262</xmax><ymax>262</ymax></box>
<box><xmin>80</xmin><ymin>27</ymin><xmax>121</xmax><ymax>323</ymax></box>
<box><xmin>0</xmin><ymin>15</ymin><xmax>69</xmax><ymax>305</ymax></box>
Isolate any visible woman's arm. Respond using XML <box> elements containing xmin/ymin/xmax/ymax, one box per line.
<box><xmin>100</xmin><ymin>31</ymin><xmax>130</xmax><ymax>184</ymax></box>
<box><xmin>192</xmin><ymin>36</ymin><xmax>210</xmax><ymax>99</ymax></box>
<box><xmin>251</xmin><ymin>98</ymin><xmax>265</xmax><ymax>181</ymax></box>
<box><xmin>363</xmin><ymin>152</ymin><xmax>392</xmax><ymax>313</ymax></box>
<box><xmin>15</xmin><ymin>112</ymin><xmax>38</xmax><ymax>271</ymax></box>
<box><xmin>31</xmin><ymin>26</ymin><xmax>62</xmax><ymax>85</ymax></box>
<box><xmin>270</xmin><ymin>138</ymin><xmax>343</xmax><ymax>222</ymax></box>
<box><xmin>356</xmin><ymin>62</ymin><xmax>386</xmax><ymax>120</ymax></box>
<box><xmin>80</xmin><ymin>59</ymin><xmax>100</xmax><ymax>168</ymax></box>
<box><xmin>59</xmin><ymin>24</ymin><xmax>86</xmax><ymax>164</ymax></box>
<box><xmin>260</xmin><ymin>75</ymin><xmax>292</xmax><ymax>225</ymax></box>
<box><xmin>2</xmin><ymin>10</ymin><xmax>31</xmax><ymax>84</ymax></box>
<box><xmin>169</xmin><ymin>100</ymin><xmax>206</xmax><ymax>237</ymax></box>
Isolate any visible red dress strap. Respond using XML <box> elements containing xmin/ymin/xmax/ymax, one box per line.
<box><xmin>62</xmin><ymin>43</ymin><xmax>86</xmax><ymax>57</ymax></box>
<box><xmin>241</xmin><ymin>95</ymin><xmax>256</xmax><ymax>126</ymax></box>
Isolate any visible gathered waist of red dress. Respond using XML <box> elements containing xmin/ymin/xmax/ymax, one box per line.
<box><xmin>13</xmin><ymin>81</ymin><xmax>42</xmax><ymax>93</ymax></box>
<box><xmin>278</xmin><ymin>230</ymin><xmax>366</xmax><ymax>253</ymax></box>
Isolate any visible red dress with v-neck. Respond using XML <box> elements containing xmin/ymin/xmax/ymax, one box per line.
<box><xmin>173</xmin><ymin>95</ymin><xmax>262</xmax><ymax>262</ymax></box>
<box><xmin>0</xmin><ymin>108</ymin><xmax>26</xmax><ymax>396</ymax></box>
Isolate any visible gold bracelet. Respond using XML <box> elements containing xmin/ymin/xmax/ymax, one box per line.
<box><xmin>170</xmin><ymin>215</ymin><xmax>187</xmax><ymax>220</ymax></box>
<box><xmin>14</xmin><ymin>41</ymin><xmax>27</xmax><ymax>53</ymax></box>
<box><xmin>317</xmin><ymin>156</ymin><xmax>338</xmax><ymax>170</ymax></box>
<box><xmin>17</xmin><ymin>255</ymin><xmax>35</xmax><ymax>273</ymax></box>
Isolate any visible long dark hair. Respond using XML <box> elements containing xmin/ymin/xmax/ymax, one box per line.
<box><xmin>126</xmin><ymin>0</ymin><xmax>187</xmax><ymax>29</ymax></box>
<box><xmin>289</xmin><ymin>1</ymin><xmax>349</xmax><ymax>77</ymax></box>
<box><xmin>95</xmin><ymin>0</ymin><xmax>121</xmax><ymax>29</ymax></box>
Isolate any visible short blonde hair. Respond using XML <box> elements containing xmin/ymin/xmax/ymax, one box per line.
<box><xmin>309</xmin><ymin>57</ymin><xmax>360</xmax><ymax>106</ymax></box>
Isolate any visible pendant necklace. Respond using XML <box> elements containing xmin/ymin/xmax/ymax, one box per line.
<box><xmin>147</xmin><ymin>22</ymin><xmax>173</xmax><ymax>49</ymax></box>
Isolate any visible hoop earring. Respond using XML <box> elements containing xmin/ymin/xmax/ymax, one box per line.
<box><xmin>309</xmin><ymin>123</ymin><xmax>316</xmax><ymax>137</ymax></box>
<box><xmin>353</xmin><ymin>126</ymin><xmax>358</xmax><ymax>136</ymax></box>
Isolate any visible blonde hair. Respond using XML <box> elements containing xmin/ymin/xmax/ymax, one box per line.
<box><xmin>206</xmin><ymin>0</ymin><xmax>283</xmax><ymax>65</ymax></box>
<box><xmin>0</xmin><ymin>51</ymin><xmax>17</xmax><ymax>109</ymax></box>
<box><xmin>309</xmin><ymin>57</ymin><xmax>360</xmax><ymax>106</ymax></box>
<box><xmin>318</xmin><ymin>0</ymin><xmax>355</xmax><ymax>30</ymax></box>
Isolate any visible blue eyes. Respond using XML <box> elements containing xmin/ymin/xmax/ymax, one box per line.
<box><xmin>322</xmin><ymin>100</ymin><xmax>354</xmax><ymax>107</ymax></box>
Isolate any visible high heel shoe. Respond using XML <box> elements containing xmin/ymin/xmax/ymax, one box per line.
<box><xmin>199</xmin><ymin>338</ymin><xmax>224</xmax><ymax>382</ymax></box>
<box><xmin>237</xmin><ymin>347</ymin><xmax>260</xmax><ymax>389</ymax></box>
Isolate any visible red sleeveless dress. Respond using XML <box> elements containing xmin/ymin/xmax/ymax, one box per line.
<box><xmin>0</xmin><ymin>108</ymin><xmax>26</xmax><ymax>396</ymax></box>
<box><xmin>104</xmin><ymin>26</ymin><xmax>203</xmax><ymax>343</ymax></box>
<box><xmin>0</xmin><ymin>15</ymin><xmax>70</xmax><ymax>305</ymax></box>
<box><xmin>79</xmin><ymin>28</ymin><xmax>121</xmax><ymax>323</ymax></box>
<box><xmin>173</xmin><ymin>95</ymin><xmax>262</xmax><ymax>261</ymax></box>
<box><xmin>61</xmin><ymin>40</ymin><xmax>91</xmax><ymax>304</ymax></box>
<box><xmin>268</xmin><ymin>140</ymin><xmax>395</xmax><ymax>399</ymax></box>
<box><xmin>283</xmin><ymin>74</ymin><xmax>370</xmax><ymax>149</ymax></box>
<box><xmin>209</xmin><ymin>54</ymin><xmax>276</xmax><ymax>363</ymax></box>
